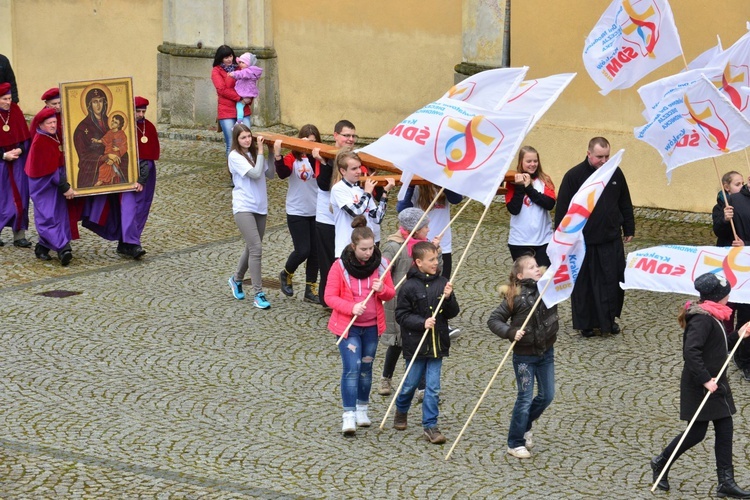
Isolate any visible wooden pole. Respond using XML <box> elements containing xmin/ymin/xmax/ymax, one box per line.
<box><xmin>380</xmin><ymin>201</ymin><xmax>494</xmax><ymax>428</ymax></box>
<box><xmin>335</xmin><ymin>188</ymin><xmax>446</xmax><ymax>346</ymax></box>
<box><xmin>436</xmin><ymin>199</ymin><xmax>471</xmax><ymax>240</ymax></box>
<box><xmin>651</xmin><ymin>325</ymin><xmax>748</xmax><ymax>492</ymax></box>
<box><xmin>445</xmin><ymin>278</ymin><xmax>554</xmax><ymax>460</ymax></box>
<box><xmin>712</xmin><ymin>157</ymin><xmax>740</xmax><ymax>242</ymax></box>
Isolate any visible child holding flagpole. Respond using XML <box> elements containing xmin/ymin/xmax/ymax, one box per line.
<box><xmin>487</xmin><ymin>254</ymin><xmax>559</xmax><ymax>459</ymax></box>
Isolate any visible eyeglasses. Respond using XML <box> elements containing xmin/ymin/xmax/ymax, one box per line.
<box><xmin>337</xmin><ymin>133</ymin><xmax>359</xmax><ymax>140</ymax></box>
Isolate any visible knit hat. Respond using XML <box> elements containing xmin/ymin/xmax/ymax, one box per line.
<box><xmin>398</xmin><ymin>207</ymin><xmax>429</xmax><ymax>232</ymax></box>
<box><xmin>237</xmin><ymin>52</ymin><xmax>257</xmax><ymax>67</ymax></box>
<box><xmin>694</xmin><ymin>273</ymin><xmax>731</xmax><ymax>302</ymax></box>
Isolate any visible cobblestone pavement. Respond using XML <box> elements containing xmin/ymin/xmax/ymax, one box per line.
<box><xmin>1</xmin><ymin>131</ymin><xmax>748</xmax><ymax>499</ymax></box>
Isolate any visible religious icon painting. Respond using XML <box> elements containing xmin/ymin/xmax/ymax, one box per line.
<box><xmin>60</xmin><ymin>77</ymin><xmax>139</xmax><ymax>196</ymax></box>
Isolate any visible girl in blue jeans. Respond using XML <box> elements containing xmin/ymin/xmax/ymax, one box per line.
<box><xmin>325</xmin><ymin>216</ymin><xmax>395</xmax><ymax>435</ymax></box>
<box><xmin>487</xmin><ymin>254</ymin><xmax>559</xmax><ymax>459</ymax></box>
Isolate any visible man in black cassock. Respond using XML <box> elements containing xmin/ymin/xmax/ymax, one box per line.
<box><xmin>554</xmin><ymin>137</ymin><xmax>635</xmax><ymax>338</ymax></box>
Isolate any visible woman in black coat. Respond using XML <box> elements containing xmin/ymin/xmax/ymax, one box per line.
<box><xmin>651</xmin><ymin>273</ymin><xmax>750</xmax><ymax>498</ymax></box>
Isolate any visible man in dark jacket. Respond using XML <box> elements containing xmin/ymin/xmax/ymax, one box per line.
<box><xmin>0</xmin><ymin>54</ymin><xmax>18</xmax><ymax>103</ymax></box>
<box><xmin>554</xmin><ymin>136</ymin><xmax>635</xmax><ymax>337</ymax></box>
<box><xmin>393</xmin><ymin>241</ymin><xmax>459</xmax><ymax>444</ymax></box>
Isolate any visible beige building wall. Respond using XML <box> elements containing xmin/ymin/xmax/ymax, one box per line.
<box><xmin>513</xmin><ymin>0</ymin><xmax>750</xmax><ymax>213</ymax></box>
<box><xmin>5</xmin><ymin>0</ymin><xmax>162</xmax><ymax>118</ymax></box>
<box><xmin>271</xmin><ymin>0</ymin><xmax>462</xmax><ymax>137</ymax></box>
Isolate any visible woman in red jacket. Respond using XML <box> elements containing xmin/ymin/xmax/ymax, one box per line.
<box><xmin>325</xmin><ymin>215</ymin><xmax>395</xmax><ymax>436</ymax></box>
<box><xmin>211</xmin><ymin>45</ymin><xmax>252</xmax><ymax>156</ymax></box>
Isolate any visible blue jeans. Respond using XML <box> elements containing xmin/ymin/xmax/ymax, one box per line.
<box><xmin>338</xmin><ymin>325</ymin><xmax>379</xmax><ymax>411</ymax></box>
<box><xmin>395</xmin><ymin>357</ymin><xmax>442</xmax><ymax>429</ymax></box>
<box><xmin>219</xmin><ymin>116</ymin><xmax>251</xmax><ymax>156</ymax></box>
<box><xmin>508</xmin><ymin>347</ymin><xmax>555</xmax><ymax>448</ymax></box>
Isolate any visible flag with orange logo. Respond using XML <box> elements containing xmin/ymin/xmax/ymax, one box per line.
<box><xmin>705</xmin><ymin>31</ymin><xmax>750</xmax><ymax>119</ymax></box>
<box><xmin>635</xmin><ymin>74</ymin><xmax>750</xmax><ymax>180</ymax></box>
<box><xmin>441</xmin><ymin>67</ymin><xmax>528</xmax><ymax>111</ymax></box>
<box><xmin>638</xmin><ymin>68</ymin><xmax>722</xmax><ymax>120</ymax></box>
<box><xmin>623</xmin><ymin>245</ymin><xmax>750</xmax><ymax>303</ymax></box>
<box><xmin>538</xmin><ymin>150</ymin><xmax>625</xmax><ymax>307</ymax></box>
<box><xmin>583</xmin><ymin>0</ymin><xmax>682</xmax><ymax>95</ymax></box>
<box><xmin>360</xmin><ymin>68</ymin><xmax>539</xmax><ymax>206</ymax></box>
<box><xmin>501</xmin><ymin>73</ymin><xmax>577</xmax><ymax>131</ymax></box>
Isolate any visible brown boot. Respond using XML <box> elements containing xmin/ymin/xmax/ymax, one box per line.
<box><xmin>424</xmin><ymin>427</ymin><xmax>446</xmax><ymax>444</ymax></box>
<box><xmin>393</xmin><ymin>410</ymin><xmax>407</xmax><ymax>430</ymax></box>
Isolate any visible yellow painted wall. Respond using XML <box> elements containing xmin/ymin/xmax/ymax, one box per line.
<box><xmin>8</xmin><ymin>0</ymin><xmax>162</xmax><ymax>119</ymax></box>
<box><xmin>272</xmin><ymin>0</ymin><xmax>462</xmax><ymax>137</ymax></box>
<box><xmin>512</xmin><ymin>0</ymin><xmax>750</xmax><ymax>213</ymax></box>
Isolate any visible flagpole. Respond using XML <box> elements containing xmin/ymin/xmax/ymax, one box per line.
<box><xmin>711</xmin><ymin>157</ymin><xmax>740</xmax><ymax>242</ymax></box>
<box><xmin>436</xmin><ymin>199</ymin><xmax>472</xmax><ymax>240</ymax></box>
<box><xmin>445</xmin><ymin>277</ymin><xmax>553</xmax><ymax>460</ymax></box>
<box><xmin>652</xmin><ymin>325</ymin><xmax>748</xmax><ymax>492</ymax></box>
<box><xmin>335</xmin><ymin>188</ymin><xmax>445</xmax><ymax>346</ymax></box>
<box><xmin>379</xmin><ymin>201</ymin><xmax>493</xmax><ymax>429</ymax></box>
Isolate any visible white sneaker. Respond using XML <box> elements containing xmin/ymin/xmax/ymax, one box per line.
<box><xmin>524</xmin><ymin>431</ymin><xmax>534</xmax><ymax>449</ymax></box>
<box><xmin>342</xmin><ymin>411</ymin><xmax>356</xmax><ymax>435</ymax></box>
<box><xmin>507</xmin><ymin>446</ymin><xmax>531</xmax><ymax>459</ymax></box>
<box><xmin>355</xmin><ymin>405</ymin><xmax>371</xmax><ymax>427</ymax></box>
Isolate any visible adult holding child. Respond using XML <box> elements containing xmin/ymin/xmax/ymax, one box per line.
<box><xmin>325</xmin><ymin>216</ymin><xmax>395</xmax><ymax>436</ymax></box>
<box><xmin>226</xmin><ymin>124</ymin><xmax>274</xmax><ymax>309</ymax></box>
<box><xmin>211</xmin><ymin>45</ymin><xmax>251</xmax><ymax>156</ymax></box>
<box><xmin>505</xmin><ymin>146</ymin><xmax>556</xmax><ymax>267</ymax></box>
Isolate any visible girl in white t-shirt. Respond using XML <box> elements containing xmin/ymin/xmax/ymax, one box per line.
<box><xmin>505</xmin><ymin>146</ymin><xmax>556</xmax><ymax>267</ymax></box>
<box><xmin>330</xmin><ymin>150</ymin><xmax>394</xmax><ymax>257</ymax></box>
<box><xmin>274</xmin><ymin>124</ymin><xmax>321</xmax><ymax>304</ymax></box>
<box><xmin>227</xmin><ymin>124</ymin><xmax>274</xmax><ymax>309</ymax></box>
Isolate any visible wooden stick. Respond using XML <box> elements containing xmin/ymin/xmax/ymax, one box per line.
<box><xmin>445</xmin><ymin>278</ymin><xmax>553</xmax><ymax>460</ymax></box>
<box><xmin>335</xmin><ymin>188</ymin><xmax>446</xmax><ymax>346</ymax></box>
<box><xmin>712</xmin><ymin>157</ymin><xmax>739</xmax><ymax>242</ymax></box>
<box><xmin>652</xmin><ymin>325</ymin><xmax>748</xmax><ymax>491</ymax></box>
<box><xmin>436</xmin><ymin>199</ymin><xmax>472</xmax><ymax>240</ymax></box>
<box><xmin>380</xmin><ymin>201</ymin><xmax>494</xmax><ymax>429</ymax></box>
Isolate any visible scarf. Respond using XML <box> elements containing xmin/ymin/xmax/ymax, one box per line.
<box><xmin>689</xmin><ymin>300</ymin><xmax>733</xmax><ymax>321</ymax></box>
<box><xmin>398</xmin><ymin>227</ymin><xmax>428</xmax><ymax>257</ymax></box>
<box><xmin>220</xmin><ymin>63</ymin><xmax>237</xmax><ymax>73</ymax></box>
<box><xmin>341</xmin><ymin>245</ymin><xmax>382</xmax><ymax>279</ymax></box>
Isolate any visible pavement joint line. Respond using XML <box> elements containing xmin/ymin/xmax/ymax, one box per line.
<box><xmin>0</xmin><ymin>437</ymin><xmax>308</xmax><ymax>499</ymax></box>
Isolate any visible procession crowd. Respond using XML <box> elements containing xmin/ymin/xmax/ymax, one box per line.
<box><xmin>3</xmin><ymin>41</ymin><xmax>750</xmax><ymax>497</ymax></box>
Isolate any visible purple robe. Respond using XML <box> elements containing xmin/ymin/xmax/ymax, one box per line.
<box><xmin>28</xmin><ymin>165</ymin><xmax>71</xmax><ymax>252</ymax></box>
<box><xmin>0</xmin><ymin>140</ymin><xmax>30</xmax><ymax>232</ymax></box>
<box><xmin>120</xmin><ymin>161</ymin><xmax>156</xmax><ymax>245</ymax></box>
<box><xmin>81</xmin><ymin>194</ymin><xmax>120</xmax><ymax>241</ymax></box>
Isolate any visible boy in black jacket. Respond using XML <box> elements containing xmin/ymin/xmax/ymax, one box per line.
<box><xmin>393</xmin><ymin>241</ymin><xmax>459</xmax><ymax>444</ymax></box>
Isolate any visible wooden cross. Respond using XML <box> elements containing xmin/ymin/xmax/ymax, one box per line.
<box><xmin>257</xmin><ymin>131</ymin><xmax>511</xmax><ymax>194</ymax></box>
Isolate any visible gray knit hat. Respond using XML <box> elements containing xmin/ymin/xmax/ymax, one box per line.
<box><xmin>694</xmin><ymin>273</ymin><xmax>731</xmax><ymax>302</ymax></box>
<box><xmin>398</xmin><ymin>207</ymin><xmax>429</xmax><ymax>232</ymax></box>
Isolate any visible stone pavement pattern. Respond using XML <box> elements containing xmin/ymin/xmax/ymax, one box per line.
<box><xmin>0</xmin><ymin>134</ymin><xmax>748</xmax><ymax>499</ymax></box>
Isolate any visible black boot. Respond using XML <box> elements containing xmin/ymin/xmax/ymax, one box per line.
<box><xmin>59</xmin><ymin>248</ymin><xmax>73</xmax><ymax>267</ymax></box>
<box><xmin>279</xmin><ymin>269</ymin><xmax>294</xmax><ymax>296</ymax></box>
<box><xmin>650</xmin><ymin>454</ymin><xmax>670</xmax><ymax>491</ymax></box>
<box><xmin>717</xmin><ymin>466</ymin><xmax>750</xmax><ymax>498</ymax></box>
<box><xmin>304</xmin><ymin>282</ymin><xmax>320</xmax><ymax>304</ymax></box>
<box><xmin>35</xmin><ymin>243</ymin><xmax>52</xmax><ymax>261</ymax></box>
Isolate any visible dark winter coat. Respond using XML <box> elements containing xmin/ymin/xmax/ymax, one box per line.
<box><xmin>713</xmin><ymin>185</ymin><xmax>750</xmax><ymax>246</ymax></box>
<box><xmin>679</xmin><ymin>304</ymin><xmax>737</xmax><ymax>422</ymax></box>
<box><xmin>487</xmin><ymin>278</ymin><xmax>559</xmax><ymax>356</ymax></box>
<box><xmin>396</xmin><ymin>267</ymin><xmax>459</xmax><ymax>360</ymax></box>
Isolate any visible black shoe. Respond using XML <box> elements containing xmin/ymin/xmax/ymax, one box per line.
<box><xmin>131</xmin><ymin>245</ymin><xmax>146</xmax><ymax>260</ymax></box>
<box><xmin>59</xmin><ymin>250</ymin><xmax>72</xmax><ymax>266</ymax></box>
<box><xmin>35</xmin><ymin>243</ymin><xmax>52</xmax><ymax>261</ymax></box>
<box><xmin>717</xmin><ymin>466</ymin><xmax>750</xmax><ymax>498</ymax></box>
<box><xmin>13</xmin><ymin>238</ymin><xmax>31</xmax><ymax>248</ymax></box>
<box><xmin>651</xmin><ymin>454</ymin><xmax>670</xmax><ymax>491</ymax></box>
<box><xmin>0</xmin><ymin>239</ymin><xmax>4</xmax><ymax>246</ymax></box>
<box><xmin>116</xmin><ymin>242</ymin><xmax>127</xmax><ymax>255</ymax></box>
<box><xmin>581</xmin><ymin>329</ymin><xmax>595</xmax><ymax>338</ymax></box>
<box><xmin>304</xmin><ymin>283</ymin><xmax>320</xmax><ymax>304</ymax></box>
<box><xmin>279</xmin><ymin>269</ymin><xmax>294</xmax><ymax>296</ymax></box>
<box><xmin>741</xmin><ymin>367</ymin><xmax>750</xmax><ymax>382</ymax></box>
<box><xmin>611</xmin><ymin>322</ymin><xmax>621</xmax><ymax>334</ymax></box>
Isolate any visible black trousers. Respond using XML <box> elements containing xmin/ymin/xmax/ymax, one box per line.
<box><xmin>284</xmin><ymin>214</ymin><xmax>318</xmax><ymax>283</ymax></box>
<box><xmin>660</xmin><ymin>416</ymin><xmax>733</xmax><ymax>470</ymax></box>
<box><xmin>507</xmin><ymin>244</ymin><xmax>551</xmax><ymax>267</ymax></box>
<box><xmin>316</xmin><ymin>222</ymin><xmax>335</xmax><ymax>308</ymax></box>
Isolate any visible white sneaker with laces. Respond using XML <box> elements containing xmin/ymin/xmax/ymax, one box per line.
<box><xmin>342</xmin><ymin>411</ymin><xmax>356</xmax><ymax>435</ymax></box>
<box><xmin>355</xmin><ymin>405</ymin><xmax>371</xmax><ymax>427</ymax></box>
<box><xmin>507</xmin><ymin>446</ymin><xmax>531</xmax><ymax>459</ymax></box>
<box><xmin>524</xmin><ymin>431</ymin><xmax>534</xmax><ymax>449</ymax></box>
